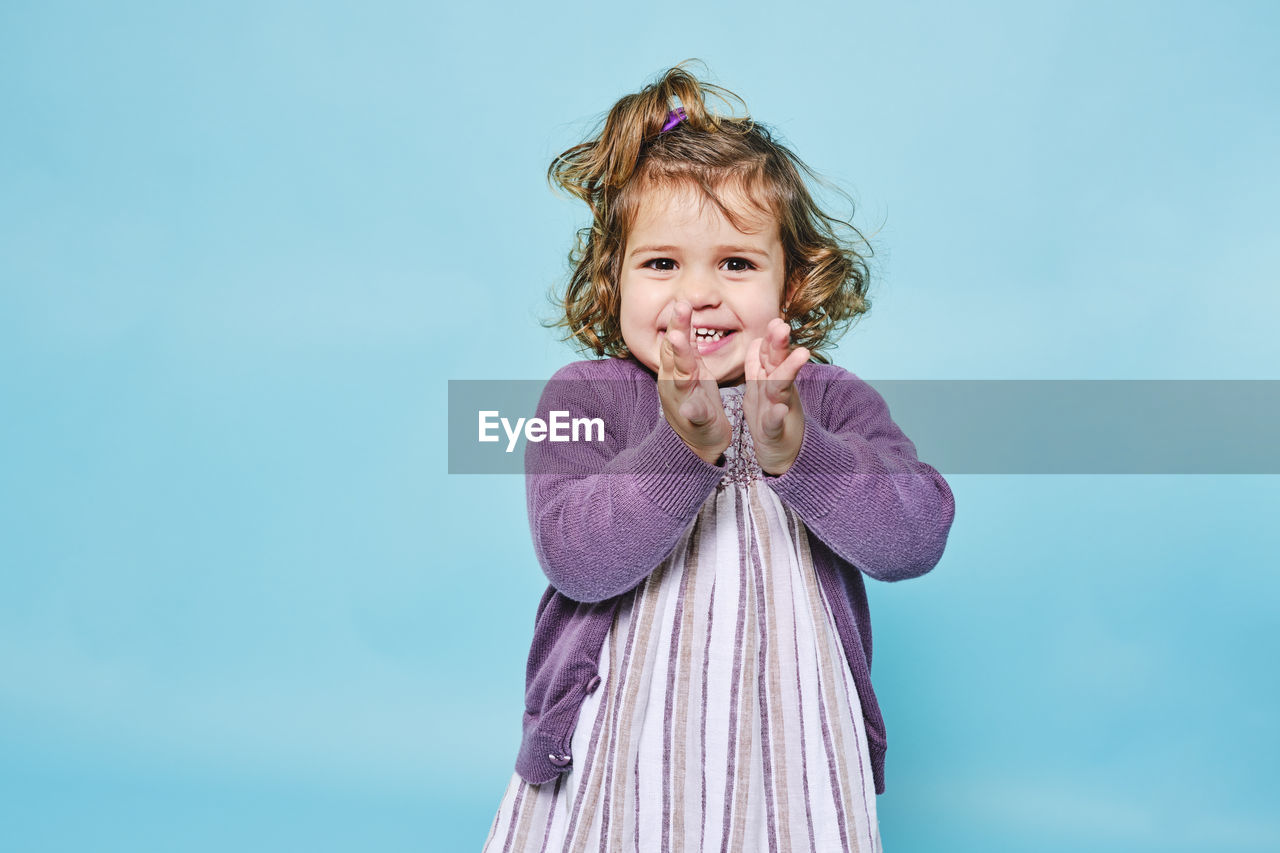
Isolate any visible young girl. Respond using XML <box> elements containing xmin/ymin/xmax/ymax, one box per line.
<box><xmin>483</xmin><ymin>61</ymin><xmax>954</xmax><ymax>853</ymax></box>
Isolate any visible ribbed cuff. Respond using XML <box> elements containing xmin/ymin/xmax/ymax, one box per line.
<box><xmin>766</xmin><ymin>410</ymin><xmax>870</xmax><ymax>518</ymax></box>
<box><xmin>631</xmin><ymin>417</ymin><xmax>725</xmax><ymax>518</ymax></box>
<box><xmin>515</xmin><ymin>718</ymin><xmax>573</xmax><ymax>786</ymax></box>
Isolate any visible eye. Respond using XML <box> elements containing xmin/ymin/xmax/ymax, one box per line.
<box><xmin>639</xmin><ymin>257</ymin><xmax>758</xmax><ymax>272</ymax></box>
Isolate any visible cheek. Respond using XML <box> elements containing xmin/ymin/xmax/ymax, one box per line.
<box><xmin>618</xmin><ymin>297</ymin><xmax>640</xmax><ymax>333</ymax></box>
<box><xmin>747</xmin><ymin>298</ymin><xmax>783</xmax><ymax>327</ymax></box>
<box><xmin>617</xmin><ymin>296</ymin><xmax>653</xmax><ymax>353</ymax></box>
<box><xmin>620</xmin><ymin>290</ymin><xmax>658</xmax><ymax>329</ymax></box>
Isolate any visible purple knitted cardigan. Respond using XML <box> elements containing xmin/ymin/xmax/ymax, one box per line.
<box><xmin>516</xmin><ymin>355</ymin><xmax>955</xmax><ymax>796</ymax></box>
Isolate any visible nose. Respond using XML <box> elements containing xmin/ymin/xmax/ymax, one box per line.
<box><xmin>674</xmin><ymin>267</ymin><xmax>721</xmax><ymax>309</ymax></box>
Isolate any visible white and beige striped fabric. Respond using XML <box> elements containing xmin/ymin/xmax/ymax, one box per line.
<box><xmin>484</xmin><ymin>386</ymin><xmax>883</xmax><ymax>853</ymax></box>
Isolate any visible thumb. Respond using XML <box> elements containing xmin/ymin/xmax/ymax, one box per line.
<box><xmin>680</xmin><ymin>395</ymin><xmax>712</xmax><ymax>426</ymax></box>
<box><xmin>763</xmin><ymin>401</ymin><xmax>788</xmax><ymax>438</ymax></box>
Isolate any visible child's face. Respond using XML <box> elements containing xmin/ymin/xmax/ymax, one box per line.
<box><xmin>620</xmin><ymin>183</ymin><xmax>788</xmax><ymax>387</ymax></box>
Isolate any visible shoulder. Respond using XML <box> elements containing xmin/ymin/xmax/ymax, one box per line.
<box><xmin>796</xmin><ymin>361</ymin><xmax>856</xmax><ymax>383</ymax></box>
<box><xmin>537</xmin><ymin>357</ymin><xmax>651</xmax><ymax>421</ymax></box>
<box><xmin>794</xmin><ymin>360</ymin><xmax>889</xmax><ymax>416</ymax></box>
<box><xmin>547</xmin><ymin>356</ymin><xmax>646</xmax><ymax>382</ymax></box>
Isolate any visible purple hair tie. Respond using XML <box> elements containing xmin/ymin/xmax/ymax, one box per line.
<box><xmin>661</xmin><ymin>106</ymin><xmax>687</xmax><ymax>133</ymax></box>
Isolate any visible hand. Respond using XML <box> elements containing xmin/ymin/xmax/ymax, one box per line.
<box><xmin>658</xmin><ymin>300</ymin><xmax>732</xmax><ymax>466</ymax></box>
<box><xmin>743</xmin><ymin>317</ymin><xmax>809</xmax><ymax>476</ymax></box>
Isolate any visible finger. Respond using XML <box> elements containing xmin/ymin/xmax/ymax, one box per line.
<box><xmin>776</xmin><ymin>345</ymin><xmax>810</xmax><ymax>384</ymax></box>
<box><xmin>759</xmin><ymin>318</ymin><xmax>787</xmax><ymax>374</ymax></box>
<box><xmin>766</xmin><ymin>346</ymin><xmax>810</xmax><ymax>405</ymax></box>
<box><xmin>744</xmin><ymin>336</ymin><xmax>763</xmax><ymax>384</ymax></box>
<box><xmin>774</xmin><ymin>316</ymin><xmax>792</xmax><ymax>349</ymax></box>
<box><xmin>659</xmin><ymin>300</ymin><xmax>681</xmax><ymax>373</ymax></box>
<box><xmin>758</xmin><ymin>323</ymin><xmax>778</xmax><ymax>374</ymax></box>
<box><xmin>668</xmin><ymin>299</ymin><xmax>692</xmax><ymax>341</ymax></box>
<box><xmin>660</xmin><ymin>325</ymin><xmax>677</xmax><ymax>375</ymax></box>
<box><xmin>667</xmin><ymin>302</ymin><xmax>698</xmax><ymax>380</ymax></box>
<box><xmin>668</xmin><ymin>335</ymin><xmax>698</xmax><ymax>386</ymax></box>
<box><xmin>683</xmin><ymin>310</ymin><xmax>725</xmax><ymax>395</ymax></box>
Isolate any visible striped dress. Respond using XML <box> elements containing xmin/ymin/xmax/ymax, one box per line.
<box><xmin>484</xmin><ymin>385</ymin><xmax>883</xmax><ymax>853</ymax></box>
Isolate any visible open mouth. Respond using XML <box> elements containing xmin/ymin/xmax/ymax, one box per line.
<box><xmin>661</xmin><ymin>327</ymin><xmax>737</xmax><ymax>341</ymax></box>
<box><xmin>692</xmin><ymin>327</ymin><xmax>730</xmax><ymax>343</ymax></box>
<box><xmin>689</xmin><ymin>328</ymin><xmax>735</xmax><ymax>354</ymax></box>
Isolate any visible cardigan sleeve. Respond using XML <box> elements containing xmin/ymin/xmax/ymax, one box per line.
<box><xmin>524</xmin><ymin>360</ymin><xmax>725</xmax><ymax>603</ymax></box>
<box><xmin>765</xmin><ymin>365</ymin><xmax>955</xmax><ymax>582</ymax></box>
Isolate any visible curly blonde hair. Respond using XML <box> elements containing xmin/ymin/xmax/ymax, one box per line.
<box><xmin>544</xmin><ymin>59</ymin><xmax>875</xmax><ymax>364</ymax></box>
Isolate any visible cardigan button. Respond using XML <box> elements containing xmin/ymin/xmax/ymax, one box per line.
<box><xmin>548</xmin><ymin>752</ymin><xmax>572</xmax><ymax>767</ymax></box>
<box><xmin>586</xmin><ymin>675</ymin><xmax>602</xmax><ymax>694</ymax></box>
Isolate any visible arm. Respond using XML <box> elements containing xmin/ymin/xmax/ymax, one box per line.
<box><xmin>525</xmin><ymin>361</ymin><xmax>725</xmax><ymax>603</ymax></box>
<box><xmin>765</xmin><ymin>368</ymin><xmax>955</xmax><ymax>582</ymax></box>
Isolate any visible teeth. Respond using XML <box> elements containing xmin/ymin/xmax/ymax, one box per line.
<box><xmin>694</xmin><ymin>328</ymin><xmax>727</xmax><ymax>341</ymax></box>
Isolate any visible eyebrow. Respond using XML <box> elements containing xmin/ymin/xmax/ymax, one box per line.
<box><xmin>628</xmin><ymin>244</ymin><xmax>772</xmax><ymax>259</ymax></box>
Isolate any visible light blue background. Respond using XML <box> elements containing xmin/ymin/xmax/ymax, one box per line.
<box><xmin>2</xmin><ymin>1</ymin><xmax>1278</xmax><ymax>851</ymax></box>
